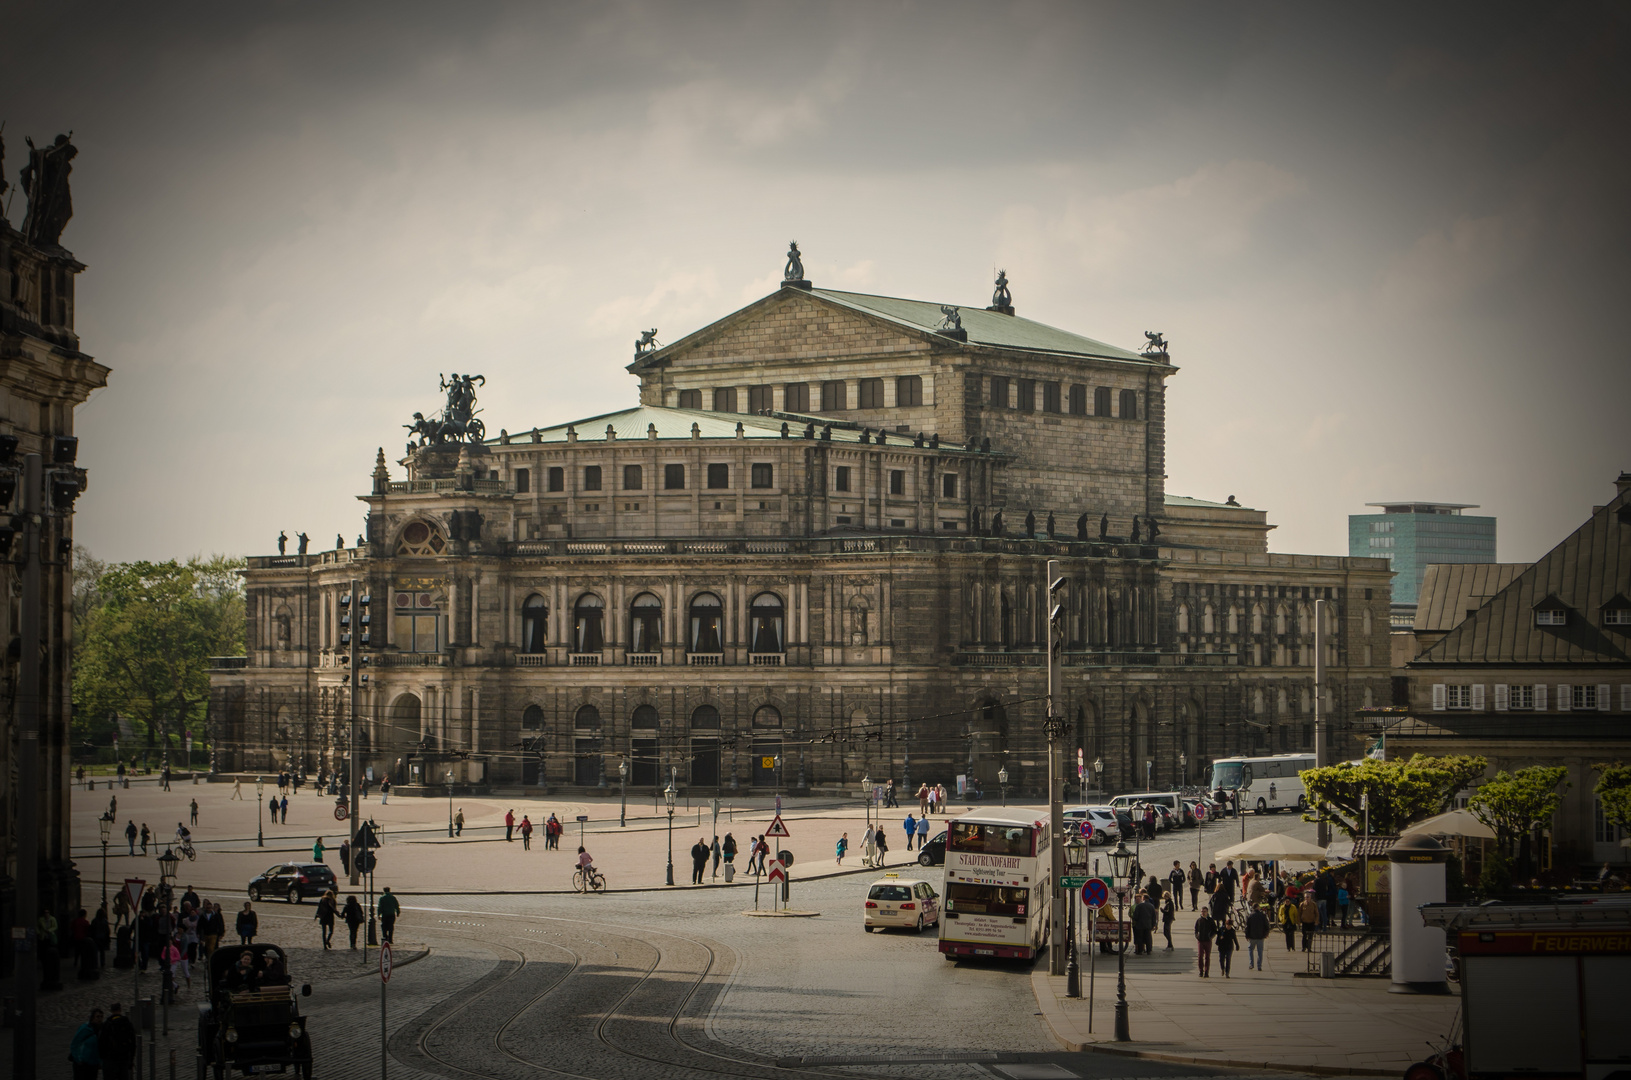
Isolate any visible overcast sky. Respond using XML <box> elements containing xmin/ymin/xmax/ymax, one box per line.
<box><xmin>6</xmin><ymin>2</ymin><xmax>1628</xmax><ymax>565</ymax></box>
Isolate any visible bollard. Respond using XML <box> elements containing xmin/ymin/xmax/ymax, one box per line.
<box><xmin>1320</xmin><ymin>951</ymin><xmax>1335</xmax><ymax>979</ymax></box>
<box><xmin>170</xmin><ymin>1047</ymin><xmax>177</xmax><ymax>1079</ymax></box>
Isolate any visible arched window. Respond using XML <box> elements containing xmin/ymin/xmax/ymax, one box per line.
<box><xmin>1275</xmin><ymin>604</ymin><xmax>1288</xmax><ymax>636</ymax></box>
<box><xmin>749</xmin><ymin>592</ymin><xmax>785</xmax><ymax>653</ymax></box>
<box><xmin>1000</xmin><ymin>591</ymin><xmax>1014</xmax><ymax>647</ymax></box>
<box><xmin>396</xmin><ymin>519</ymin><xmax>447</xmax><ymax>556</ymax></box>
<box><xmin>573</xmin><ymin>594</ymin><xmax>604</xmax><ymax>653</ymax></box>
<box><xmin>1202</xmin><ymin>604</ymin><xmax>1215</xmax><ymax>634</ymax></box>
<box><xmin>522</xmin><ymin>594</ymin><xmax>548</xmax><ymax>654</ymax></box>
<box><xmin>575</xmin><ymin>704</ymin><xmax>601</xmax><ymax>730</ymax></box>
<box><xmin>521</xmin><ymin>704</ymin><xmax>544</xmax><ymax>730</ymax></box>
<box><xmin>1094</xmin><ymin>386</ymin><xmax>1112</xmax><ymax>416</ymax></box>
<box><xmin>1176</xmin><ymin>603</ymin><xmax>1190</xmax><ymax>634</ymax></box>
<box><xmin>1252</xmin><ymin>604</ymin><xmax>1264</xmax><ymax>634</ymax></box>
<box><xmin>1226</xmin><ymin>605</ymin><xmax>1239</xmax><ymax>634</ymax></box>
<box><xmin>689</xmin><ymin>592</ymin><xmax>723</xmax><ymax>653</ymax></box>
<box><xmin>753</xmin><ymin>705</ymin><xmax>782</xmax><ymax>728</ymax></box>
<box><xmin>690</xmin><ymin>704</ymin><xmax>720</xmax><ymax>730</ymax></box>
<box><xmin>629</xmin><ymin>593</ymin><xmax>662</xmax><ymax>653</ymax></box>
<box><xmin>631</xmin><ymin>704</ymin><xmax>658</xmax><ymax>729</ymax></box>
<box><xmin>1119</xmin><ymin>389</ymin><xmax>1138</xmax><ymax>419</ymax></box>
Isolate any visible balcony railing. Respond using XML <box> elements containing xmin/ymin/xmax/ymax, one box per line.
<box><xmin>570</xmin><ymin>653</ymin><xmax>602</xmax><ymax>666</ymax></box>
<box><xmin>386</xmin><ymin>478</ymin><xmax>506</xmax><ymax>494</ymax></box>
<box><xmin>375</xmin><ymin>653</ymin><xmax>449</xmax><ymax>668</ymax></box>
<box><xmin>687</xmin><ymin>653</ymin><xmax>723</xmax><ymax>666</ymax></box>
<box><xmin>516</xmin><ymin>654</ymin><xmax>547</xmax><ymax>667</ymax></box>
<box><xmin>501</xmin><ymin>535</ymin><xmax>1200</xmax><ymax>562</ymax></box>
<box><xmin>749</xmin><ymin>653</ymin><xmax>784</xmax><ymax>666</ymax></box>
<box><xmin>628</xmin><ymin>653</ymin><xmax>660</xmax><ymax>667</ymax></box>
<box><xmin>210</xmin><ymin>656</ymin><xmax>249</xmax><ymax>670</ymax></box>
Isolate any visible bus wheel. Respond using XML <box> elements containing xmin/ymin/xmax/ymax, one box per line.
<box><xmin>1296</xmin><ymin>795</ymin><xmax>1307</xmax><ymax>812</ymax></box>
<box><xmin>1256</xmin><ymin>798</ymin><xmax>1268</xmax><ymax>815</ymax></box>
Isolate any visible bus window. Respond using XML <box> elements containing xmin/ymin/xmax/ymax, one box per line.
<box><xmin>946</xmin><ymin>883</ymin><xmax>1029</xmax><ymax>916</ymax></box>
<box><xmin>948</xmin><ymin>822</ymin><xmax>1035</xmax><ymax>857</ymax></box>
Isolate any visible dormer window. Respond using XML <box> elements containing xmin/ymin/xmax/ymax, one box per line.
<box><xmin>1533</xmin><ymin>594</ymin><xmax>1568</xmax><ymax>626</ymax></box>
<box><xmin>1602</xmin><ymin>595</ymin><xmax>1631</xmax><ymax>627</ymax></box>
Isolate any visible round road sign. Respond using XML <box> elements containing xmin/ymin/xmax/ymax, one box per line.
<box><xmin>1079</xmin><ymin>820</ymin><xmax>1095</xmax><ymax>841</ymax></box>
<box><xmin>1081</xmin><ymin>878</ymin><xmax>1110</xmax><ymax>910</ymax></box>
<box><xmin>333</xmin><ymin>803</ymin><xmax>349</xmax><ymax>822</ymax></box>
<box><xmin>380</xmin><ymin>942</ymin><xmax>393</xmax><ymax>982</ymax></box>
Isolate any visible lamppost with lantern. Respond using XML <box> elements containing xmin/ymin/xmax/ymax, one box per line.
<box><xmin>98</xmin><ymin>813</ymin><xmax>113</xmax><ymax>907</ymax></box>
<box><xmin>256</xmin><ymin>776</ymin><xmax>265</xmax><ymax>847</ymax></box>
<box><xmin>1108</xmin><ymin>839</ymin><xmax>1133</xmax><ymax>1041</ymax></box>
<box><xmin>1064</xmin><ymin>831</ymin><xmax>1087</xmax><ymax>998</ymax></box>
<box><xmin>619</xmin><ymin>758</ymin><xmax>629</xmax><ymax>827</ymax></box>
<box><xmin>996</xmin><ymin>765</ymin><xmax>1009</xmax><ymax>807</ymax></box>
<box><xmin>664</xmin><ymin>770</ymin><xmax>677</xmax><ymax>886</ymax></box>
<box><xmin>1179</xmin><ymin>751</ymin><xmax>1187</xmax><ymax>788</ymax></box>
<box><xmin>862</xmin><ymin>773</ymin><xmax>872</xmax><ymax>838</ymax></box>
<box><xmin>445</xmin><ymin>770</ymin><xmax>455</xmax><ymax>838</ymax></box>
<box><xmin>1093</xmin><ymin>757</ymin><xmax>1104</xmax><ymax>800</ymax></box>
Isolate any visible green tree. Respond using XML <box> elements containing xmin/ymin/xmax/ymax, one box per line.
<box><xmin>1298</xmin><ymin>754</ymin><xmax>1488</xmax><ymax>838</ymax></box>
<box><xmin>1469</xmin><ymin>765</ymin><xmax>1570</xmax><ymax>880</ymax></box>
<box><xmin>72</xmin><ymin>556</ymin><xmax>245</xmax><ymax>761</ymax></box>
<box><xmin>1594</xmin><ymin>762</ymin><xmax>1631</xmax><ymax>834</ymax></box>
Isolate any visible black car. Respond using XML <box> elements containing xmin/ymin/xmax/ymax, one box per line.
<box><xmin>248</xmin><ymin>862</ymin><xmax>336</xmax><ymax>904</ymax></box>
<box><xmin>915</xmin><ymin>830</ymin><xmax>948</xmax><ymax>867</ymax></box>
<box><xmin>198</xmin><ymin>943</ymin><xmax>313</xmax><ymax>1079</ymax></box>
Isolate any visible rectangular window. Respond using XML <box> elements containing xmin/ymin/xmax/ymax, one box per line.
<box><xmin>707</xmin><ymin>463</ymin><xmax>730</xmax><ymax>489</ymax></box>
<box><xmin>1510</xmin><ymin>684</ymin><xmax>1535</xmax><ymax>710</ymax></box>
<box><xmin>751</xmin><ymin>463</ymin><xmax>773</xmax><ymax>489</ymax></box>
<box><xmin>896</xmin><ymin>375</ymin><xmax>922</xmax><ymax>407</ymax></box>
<box><xmin>784</xmin><ymin>382</ymin><xmax>810</xmax><ymax>412</ymax></box>
<box><xmin>858</xmin><ymin>378</ymin><xmax>884</xmax><ymax>409</ymax></box>
<box><xmin>393</xmin><ymin>613</ymin><xmax>440</xmax><ymax>653</ymax></box>
<box><xmin>990</xmin><ymin>376</ymin><xmax>1009</xmax><ymax>408</ymax></box>
<box><xmin>748</xmin><ymin>385</ymin><xmax>773</xmax><ymax>413</ymax></box>
<box><xmin>1042</xmin><ymin>381</ymin><xmax>1062</xmax><ymax>413</ymax></box>
<box><xmin>942</xmin><ymin>473</ymin><xmax>958</xmax><ymax>499</ymax></box>
<box><xmin>1017</xmin><ymin>378</ymin><xmax>1036</xmax><ymax>412</ymax></box>
<box><xmin>1607</xmin><ymin>609</ymin><xmax>1631</xmax><ymax>625</ymax></box>
<box><xmin>1094</xmin><ymin>386</ymin><xmax>1112</xmax><ymax>416</ymax></box>
<box><xmin>1120</xmin><ymin>389</ymin><xmax>1139</xmax><ymax>419</ymax></box>
<box><xmin>1573</xmin><ymin>685</ymin><xmax>1599</xmax><ymax>710</ymax></box>
<box><xmin>547</xmin><ymin>466</ymin><xmax>565</xmax><ymax>492</ymax></box>
<box><xmin>834</xmin><ymin>466</ymin><xmax>852</xmax><ymax>492</ymax></box>
<box><xmin>677</xmin><ymin>389</ymin><xmax>702</xmax><ymax>410</ymax></box>
<box><xmin>1536</xmin><ymin>609</ymin><xmax>1567</xmax><ymax>626</ymax></box>
<box><xmin>583</xmin><ymin>465</ymin><xmax>602</xmax><ymax>491</ymax></box>
<box><xmin>515</xmin><ymin>468</ymin><xmax>530</xmax><ymax>494</ymax></box>
<box><xmin>664</xmin><ymin>463</ymin><xmax>685</xmax><ymax>490</ymax></box>
<box><xmin>623</xmin><ymin>464</ymin><xmax>643</xmax><ymax>491</ymax></box>
<box><xmin>712</xmin><ymin>387</ymin><xmax>738</xmax><ymax>412</ymax></box>
<box><xmin>1069</xmin><ymin>384</ymin><xmax>1087</xmax><ymax>415</ymax></box>
<box><xmin>820</xmin><ymin>380</ymin><xmax>847</xmax><ymax>411</ymax></box>
<box><xmin>1446</xmin><ymin>685</ymin><xmax>1471</xmax><ymax>710</ymax></box>
<box><xmin>889</xmin><ymin>469</ymin><xmax>905</xmax><ymax>495</ymax></box>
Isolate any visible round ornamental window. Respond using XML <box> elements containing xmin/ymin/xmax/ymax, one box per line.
<box><xmin>395</xmin><ymin>593</ymin><xmax>411</xmax><ymax>608</ymax></box>
<box><xmin>396</xmin><ymin>520</ymin><xmax>447</xmax><ymax>556</ymax></box>
<box><xmin>403</xmin><ymin>522</ymin><xmax>429</xmax><ymax>545</ymax></box>
<box><xmin>417</xmin><ymin>593</ymin><xmax>435</xmax><ymax>608</ymax></box>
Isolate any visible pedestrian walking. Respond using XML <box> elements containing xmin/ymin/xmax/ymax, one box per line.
<box><xmin>113</xmin><ymin>888</ymin><xmax>130</xmax><ymax>929</ymax></box>
<box><xmin>455</xmin><ymin>809</ymin><xmax>465</xmax><ymax>837</ymax></box>
<box><xmin>1208</xmin><ymin>883</ymin><xmax>1230</xmax><ymax>922</ymax></box>
<box><xmin>189</xmin><ymin>798</ymin><xmax>199</xmax><ymax>827</ymax></box>
<box><xmin>916</xmin><ymin>815</ymin><xmax>929</xmax><ymax>850</ymax></box>
<box><xmin>125</xmin><ymin>820</ymin><xmax>137</xmax><ymax>856</ymax></box>
<box><xmin>139</xmin><ymin>823</ymin><xmax>150</xmax><ymax>855</ymax></box>
<box><xmin>505</xmin><ymin>809</ymin><xmax>515</xmax><ymax>842</ymax></box>
<box><xmin>754</xmin><ymin>836</ymin><xmax>770</xmax><ymax>874</ymax></box>
<box><xmin>1193</xmin><ymin>909</ymin><xmax>1216</xmax><ymax>977</ymax></box>
<box><xmin>378</xmin><ymin>886</ymin><xmax>400</xmax><ymax>943</ymax></box>
<box><xmin>268</xmin><ymin>794</ymin><xmax>280</xmax><ymax>825</ymax></box>
<box><xmin>884</xmin><ymin>780</ymin><xmax>897</xmax><ymax>808</ymax></box>
<box><xmin>1299</xmin><ymin>893</ymin><xmax>1318</xmax><ymax>951</ymax></box>
<box><xmin>1245</xmin><ymin>903</ymin><xmax>1270</xmax><ymax>970</ymax></box>
<box><xmin>312</xmin><ymin>836</ymin><xmax>325</xmax><ymax>862</ymax></box>
<box><xmin>237</xmin><ymin>902</ymin><xmax>258</xmax><ymax>945</ymax></box>
<box><xmin>874</xmin><ymin>829</ymin><xmax>889</xmax><ymax>867</ymax></box>
<box><xmin>1216</xmin><ymin>914</ymin><xmax>1240</xmax><ymax>978</ymax></box>
<box><xmin>1131</xmin><ymin>892</ymin><xmax>1157</xmax><ymax>954</ymax></box>
<box><xmin>691</xmin><ymin>837</ymin><xmax>709</xmax><ymax>884</ymax></box>
<box><xmin>92</xmin><ymin>904</ymin><xmax>111</xmax><ymax>969</ymax></box>
<box><xmin>380</xmin><ymin>777</ymin><xmax>390</xmax><ymax>805</ymax></box>
<box><xmin>1161</xmin><ymin>894</ymin><xmax>1176</xmax><ymax>949</ymax></box>
<box><xmin>861</xmin><ymin>824</ymin><xmax>875</xmax><ymax>867</ymax></box>
<box><xmin>1168</xmin><ymin>861</ymin><xmax>1187</xmax><ymax>909</ymax></box>
<box><xmin>917</xmin><ymin>784</ymin><xmax>930</xmax><ymax>815</ymax></box>
<box><xmin>1188</xmin><ymin>861</ymin><xmax>1203</xmax><ymax>910</ymax></box>
<box><xmin>232</xmin><ymin>777</ymin><xmax>243</xmax><ymax>800</ymax></box>
<box><xmin>722</xmin><ymin>832</ymin><xmax>738</xmax><ymax>879</ymax></box>
<box><xmin>1338</xmin><ymin>876</ymin><xmax>1353</xmax><ymax>928</ymax></box>
<box><xmin>279</xmin><ymin>794</ymin><xmax>289</xmax><ymax>822</ymax></box>
<box><xmin>520</xmin><ymin>816</ymin><xmax>533</xmax><ymax>850</ymax></box>
<box><xmin>339</xmin><ymin>839</ymin><xmax>352</xmax><ymax>876</ymax></box>
<box><xmin>936</xmin><ymin>783</ymin><xmax>947</xmax><ymax>811</ymax></box>
<box><xmin>69</xmin><ymin>1006</ymin><xmax>103</xmax><ymax>1079</ymax></box>
<box><xmin>99</xmin><ymin>1003</ymin><xmax>137</xmax><ymax>1080</ymax></box>
<box><xmin>903</xmin><ymin>813</ymin><xmax>917</xmax><ymax>851</ymax></box>
<box><xmin>836</xmin><ymin>832</ymin><xmax>848</xmax><ymax>864</ymax></box>
<box><xmin>710</xmin><ymin>835</ymin><xmax>722</xmax><ymax>879</ymax></box>
<box><xmin>1278</xmin><ymin>896</ymin><xmax>1298</xmax><ymax>951</ymax></box>
<box><xmin>1315</xmin><ymin>865</ymin><xmax>1336</xmax><ymax>929</ymax></box>
<box><xmin>200</xmin><ymin>902</ymin><xmax>223</xmax><ymax>957</ymax></box>
<box><xmin>343</xmin><ymin>895</ymin><xmax>365</xmax><ymax>949</ymax></box>
<box><xmin>315</xmin><ymin>891</ymin><xmax>337</xmax><ymax>950</ymax></box>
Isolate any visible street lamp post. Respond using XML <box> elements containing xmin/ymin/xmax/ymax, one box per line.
<box><xmin>1179</xmin><ymin>751</ymin><xmax>1187</xmax><ymax>788</ymax></box>
<box><xmin>256</xmin><ymin>776</ymin><xmax>265</xmax><ymax>847</ymax></box>
<box><xmin>445</xmin><ymin>771</ymin><xmax>455</xmax><ymax>838</ymax></box>
<box><xmin>998</xmin><ymin>765</ymin><xmax>1009</xmax><ymax>807</ymax></box>
<box><xmin>1065</xmin><ymin>833</ymin><xmax>1086</xmax><ymax>998</ymax></box>
<box><xmin>664</xmin><ymin>771</ymin><xmax>677</xmax><ymax>886</ymax></box>
<box><xmin>619</xmin><ymin>758</ymin><xmax>628</xmax><ymax>827</ymax></box>
<box><xmin>1093</xmin><ymin>757</ymin><xmax>1104</xmax><ymax>802</ymax></box>
<box><xmin>98</xmin><ymin>814</ymin><xmax>113</xmax><ymax>908</ymax></box>
<box><xmin>1109</xmin><ymin>839</ymin><xmax>1133</xmax><ymax>1042</ymax></box>
<box><xmin>862</xmin><ymin>774</ymin><xmax>872</xmax><ymax>837</ymax></box>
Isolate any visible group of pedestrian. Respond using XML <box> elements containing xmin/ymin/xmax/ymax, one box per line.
<box><xmin>123</xmin><ymin>820</ymin><xmax>150</xmax><ymax>856</ymax></box>
<box><xmin>901</xmin><ymin>812</ymin><xmax>931</xmax><ymax>851</ymax></box>
<box><xmin>312</xmin><ymin>890</ymin><xmax>368</xmax><ymax>949</ymax></box>
<box><xmin>67</xmin><ymin>1002</ymin><xmax>137</xmax><ymax>1080</ymax></box>
<box><xmin>266</xmin><ymin>792</ymin><xmax>291</xmax><ymax>824</ymax></box>
<box><xmin>914</xmin><ymin>782</ymin><xmax>949</xmax><ymax>815</ymax></box>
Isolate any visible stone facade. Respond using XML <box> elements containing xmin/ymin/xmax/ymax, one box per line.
<box><xmin>1</xmin><ymin>212</ymin><xmax>110</xmax><ymax>968</ymax></box>
<box><xmin>210</xmin><ymin>280</ymin><xmax>1392</xmax><ymax>798</ymax></box>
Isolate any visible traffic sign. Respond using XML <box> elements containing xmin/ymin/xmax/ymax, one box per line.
<box><xmin>1061</xmin><ymin>875</ymin><xmax>1088</xmax><ymax>889</ymax></box>
<box><xmin>124</xmin><ymin>878</ymin><xmax>146</xmax><ymax>912</ymax></box>
<box><xmin>380</xmin><ymin>942</ymin><xmax>393</xmax><ymax>982</ymax></box>
<box><xmin>766</xmin><ymin>859</ymin><xmax>786</xmax><ymax>884</ymax></box>
<box><xmin>764</xmin><ymin>815</ymin><xmax>791</xmax><ymax>838</ymax></box>
<box><xmin>575</xmin><ymin>815</ymin><xmax>589</xmax><ymax>823</ymax></box>
<box><xmin>1195</xmin><ymin>802</ymin><xmax>1208</xmax><ymax>821</ymax></box>
<box><xmin>334</xmin><ymin>802</ymin><xmax>349</xmax><ymax>822</ymax></box>
<box><xmin>1081</xmin><ymin>877</ymin><xmax>1110</xmax><ymax>910</ymax></box>
<box><xmin>1079</xmin><ymin>820</ymin><xmax>1095</xmax><ymax>840</ymax></box>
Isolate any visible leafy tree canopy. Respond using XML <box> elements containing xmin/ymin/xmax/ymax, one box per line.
<box><xmin>1469</xmin><ymin>766</ymin><xmax>1570</xmax><ymax>849</ymax></box>
<box><xmin>1592</xmin><ymin>762</ymin><xmax>1631</xmax><ymax>834</ymax></box>
<box><xmin>1299</xmin><ymin>754</ymin><xmax>1488</xmax><ymax>839</ymax></box>
<box><xmin>72</xmin><ymin>554</ymin><xmax>244</xmax><ymax>749</ymax></box>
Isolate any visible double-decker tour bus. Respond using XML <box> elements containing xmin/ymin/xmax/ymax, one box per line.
<box><xmin>1207</xmin><ymin>753</ymin><xmax>1317</xmax><ymax>814</ymax></box>
<box><xmin>938</xmin><ymin>812</ymin><xmax>1050</xmax><ymax>961</ymax></box>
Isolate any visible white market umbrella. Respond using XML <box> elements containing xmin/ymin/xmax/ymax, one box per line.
<box><xmin>1215</xmin><ymin>832</ymin><xmax>1330</xmax><ymax>863</ymax></box>
<box><xmin>1405</xmin><ymin>809</ymin><xmax>1496</xmax><ymax>841</ymax></box>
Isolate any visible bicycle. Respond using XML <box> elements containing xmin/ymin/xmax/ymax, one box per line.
<box><xmin>572</xmin><ymin>866</ymin><xmax>606</xmax><ymax>893</ymax></box>
<box><xmin>175</xmin><ymin>837</ymin><xmax>196</xmax><ymax>861</ymax></box>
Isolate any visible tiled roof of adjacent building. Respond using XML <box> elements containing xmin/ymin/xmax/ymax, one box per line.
<box><xmin>1411</xmin><ymin>483</ymin><xmax>1631</xmax><ymax>666</ymax></box>
<box><xmin>1412</xmin><ymin>563</ymin><xmax>1532</xmax><ymax>633</ymax></box>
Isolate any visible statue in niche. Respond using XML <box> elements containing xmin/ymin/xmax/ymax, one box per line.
<box><xmin>991</xmin><ymin>269</ymin><xmax>1011</xmax><ymax>309</ymax></box>
<box><xmin>1099</xmin><ymin>513</ymin><xmax>1109</xmax><ymax>541</ymax></box>
<box><xmin>1077</xmin><ymin>513</ymin><xmax>1089</xmax><ymax>541</ymax></box>
<box><xmin>990</xmin><ymin>509</ymin><xmax>1005</xmax><ymax>536</ymax></box>
<box><xmin>20</xmin><ymin>132</ymin><xmax>78</xmax><ymax>247</ymax></box>
<box><xmin>277</xmin><ymin>531</ymin><xmax>288</xmax><ymax>555</ymax></box>
<box><xmin>784</xmin><ymin>241</ymin><xmax>805</xmax><ymax>281</ymax></box>
<box><xmin>1025</xmin><ymin>510</ymin><xmax>1036</xmax><ymax>537</ymax></box>
<box><xmin>1046</xmin><ymin>511</ymin><xmax>1056</xmax><ymax>539</ymax></box>
<box><xmin>971</xmin><ymin>507</ymin><xmax>984</xmax><ymax>534</ymax></box>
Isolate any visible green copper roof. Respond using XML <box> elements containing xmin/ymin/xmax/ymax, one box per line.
<box><xmin>491</xmin><ymin>405</ymin><xmax>976</xmax><ymax>450</ymax></box>
<box><xmin>811</xmin><ymin>288</ymin><xmax>1155</xmax><ymax>363</ymax></box>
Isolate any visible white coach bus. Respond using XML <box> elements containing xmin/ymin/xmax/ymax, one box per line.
<box><xmin>939</xmin><ymin>812</ymin><xmax>1050</xmax><ymax>961</ymax></box>
<box><xmin>1207</xmin><ymin>753</ymin><xmax>1317</xmax><ymax>814</ymax></box>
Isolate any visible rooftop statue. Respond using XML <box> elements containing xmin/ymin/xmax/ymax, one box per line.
<box><xmin>406</xmin><ymin>375</ymin><xmax>487</xmax><ymax>446</ymax></box>
<box><xmin>784</xmin><ymin>241</ymin><xmax>805</xmax><ymax>282</ymax></box>
<box><xmin>20</xmin><ymin>132</ymin><xmax>77</xmax><ymax>248</ymax></box>
<box><xmin>1142</xmin><ymin>331</ymin><xmax>1169</xmax><ymax>358</ymax></box>
<box><xmin>992</xmin><ymin>269</ymin><xmax>1011</xmax><ymax>309</ymax></box>
<box><xmin>938</xmin><ymin>305</ymin><xmax>963</xmax><ymax>332</ymax></box>
<box><xmin>634</xmin><ymin>328</ymin><xmax>659</xmax><ymax>357</ymax></box>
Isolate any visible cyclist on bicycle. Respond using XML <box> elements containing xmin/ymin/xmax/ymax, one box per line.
<box><xmin>576</xmin><ymin>846</ymin><xmax>596</xmax><ymax>877</ymax></box>
<box><xmin>175</xmin><ymin>822</ymin><xmax>192</xmax><ymax>846</ymax></box>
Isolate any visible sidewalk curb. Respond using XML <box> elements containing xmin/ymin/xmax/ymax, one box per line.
<box><xmin>1028</xmin><ymin>971</ymin><xmax>1397</xmax><ymax>1078</ymax></box>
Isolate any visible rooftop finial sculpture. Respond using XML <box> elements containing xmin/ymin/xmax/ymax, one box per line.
<box><xmin>938</xmin><ymin>305</ymin><xmax>963</xmax><ymax>332</ymax></box>
<box><xmin>634</xmin><ymin>328</ymin><xmax>659</xmax><ymax>358</ymax></box>
<box><xmin>1142</xmin><ymin>331</ymin><xmax>1169</xmax><ymax>359</ymax></box>
<box><xmin>784</xmin><ymin>241</ymin><xmax>805</xmax><ymax>281</ymax></box>
<box><xmin>20</xmin><ymin>132</ymin><xmax>77</xmax><ymax>248</ymax></box>
<box><xmin>406</xmin><ymin>374</ymin><xmax>486</xmax><ymax>446</ymax></box>
<box><xmin>989</xmin><ymin>269</ymin><xmax>1013</xmax><ymax>314</ymax></box>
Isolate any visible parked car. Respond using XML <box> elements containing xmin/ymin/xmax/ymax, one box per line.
<box><xmin>864</xmin><ymin>875</ymin><xmax>942</xmax><ymax>933</ymax></box>
<box><xmin>916</xmin><ymin>830</ymin><xmax>947</xmax><ymax>867</ymax></box>
<box><xmin>197</xmin><ymin>943</ymin><xmax>313</xmax><ymax>1079</ymax></box>
<box><xmin>247</xmin><ymin>863</ymin><xmax>336</xmax><ymax>904</ymax></box>
<box><xmin>1063</xmin><ymin>806</ymin><xmax>1122</xmax><ymax>846</ymax></box>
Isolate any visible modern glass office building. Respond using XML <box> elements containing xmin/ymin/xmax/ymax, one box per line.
<box><xmin>1349</xmin><ymin>502</ymin><xmax>1497</xmax><ymax>622</ymax></box>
